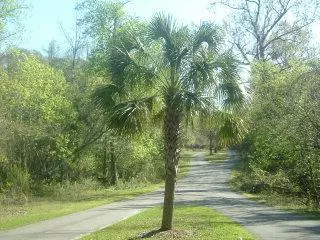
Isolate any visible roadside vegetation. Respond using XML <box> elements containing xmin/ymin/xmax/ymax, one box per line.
<box><xmin>229</xmin><ymin>61</ymin><xmax>320</xmax><ymax>214</ymax></box>
<box><xmin>0</xmin><ymin>152</ymin><xmax>191</xmax><ymax>230</ymax></box>
<box><xmin>82</xmin><ymin>205</ymin><xmax>256</xmax><ymax>240</ymax></box>
<box><xmin>231</xmin><ymin>155</ymin><xmax>320</xmax><ymax>218</ymax></box>
<box><xmin>0</xmin><ymin>183</ymin><xmax>160</xmax><ymax>230</ymax></box>
<box><xmin>1</xmin><ymin>0</ymin><xmax>320</xmax><ymax>236</ymax></box>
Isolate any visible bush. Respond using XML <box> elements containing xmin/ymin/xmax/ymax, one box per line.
<box><xmin>31</xmin><ymin>178</ymin><xmax>101</xmax><ymax>201</ymax></box>
<box><xmin>0</xmin><ymin>165</ymin><xmax>30</xmax><ymax>205</ymax></box>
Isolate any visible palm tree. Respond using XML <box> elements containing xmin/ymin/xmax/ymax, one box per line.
<box><xmin>94</xmin><ymin>14</ymin><xmax>243</xmax><ymax>231</ymax></box>
<box><xmin>201</xmin><ymin>110</ymin><xmax>248</xmax><ymax>155</ymax></box>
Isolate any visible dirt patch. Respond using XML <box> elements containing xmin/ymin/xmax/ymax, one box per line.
<box><xmin>130</xmin><ymin>229</ymin><xmax>195</xmax><ymax>239</ymax></box>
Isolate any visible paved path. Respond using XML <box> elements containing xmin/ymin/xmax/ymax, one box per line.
<box><xmin>0</xmin><ymin>152</ymin><xmax>319</xmax><ymax>240</ymax></box>
<box><xmin>176</xmin><ymin>152</ymin><xmax>320</xmax><ymax>240</ymax></box>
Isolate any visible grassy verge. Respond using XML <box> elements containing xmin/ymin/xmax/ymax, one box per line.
<box><xmin>204</xmin><ymin>149</ymin><xmax>229</xmax><ymax>163</ymax></box>
<box><xmin>242</xmin><ymin>192</ymin><xmax>320</xmax><ymax>219</ymax></box>
<box><xmin>230</xmin><ymin>157</ymin><xmax>320</xmax><ymax>219</ymax></box>
<box><xmin>0</xmin><ymin>151</ymin><xmax>194</xmax><ymax>230</ymax></box>
<box><xmin>178</xmin><ymin>149</ymin><xmax>193</xmax><ymax>178</ymax></box>
<box><xmin>82</xmin><ymin>205</ymin><xmax>256</xmax><ymax>240</ymax></box>
<box><xmin>0</xmin><ymin>184</ymin><xmax>162</xmax><ymax>230</ymax></box>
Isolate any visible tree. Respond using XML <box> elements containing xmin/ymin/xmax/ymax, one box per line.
<box><xmin>0</xmin><ymin>0</ymin><xmax>28</xmax><ymax>48</ymax></box>
<box><xmin>211</xmin><ymin>0</ymin><xmax>319</xmax><ymax>65</ymax></box>
<box><xmin>76</xmin><ymin>0</ymin><xmax>128</xmax><ymax>44</ymax></box>
<box><xmin>238</xmin><ymin>60</ymin><xmax>320</xmax><ymax>208</ymax></box>
<box><xmin>60</xmin><ymin>23</ymin><xmax>88</xmax><ymax>82</ymax></box>
<box><xmin>201</xmin><ymin>110</ymin><xmax>247</xmax><ymax>155</ymax></box>
<box><xmin>94</xmin><ymin>13</ymin><xmax>243</xmax><ymax>230</ymax></box>
<box><xmin>0</xmin><ymin>49</ymin><xmax>76</xmax><ymax>183</ymax></box>
<box><xmin>77</xmin><ymin>0</ymin><xmax>133</xmax><ymax>186</ymax></box>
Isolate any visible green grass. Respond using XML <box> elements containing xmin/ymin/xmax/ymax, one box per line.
<box><xmin>0</xmin><ymin>151</ymin><xmax>195</xmax><ymax>230</ymax></box>
<box><xmin>230</xmin><ymin>160</ymin><xmax>320</xmax><ymax>220</ymax></box>
<box><xmin>178</xmin><ymin>150</ymin><xmax>193</xmax><ymax>178</ymax></box>
<box><xmin>242</xmin><ymin>192</ymin><xmax>320</xmax><ymax>219</ymax></box>
<box><xmin>0</xmin><ymin>184</ymin><xmax>161</xmax><ymax>230</ymax></box>
<box><xmin>82</xmin><ymin>205</ymin><xmax>257</xmax><ymax>240</ymax></box>
<box><xmin>204</xmin><ymin>149</ymin><xmax>229</xmax><ymax>163</ymax></box>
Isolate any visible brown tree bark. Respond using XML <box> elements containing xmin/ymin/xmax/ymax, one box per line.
<box><xmin>161</xmin><ymin>90</ymin><xmax>181</xmax><ymax>231</ymax></box>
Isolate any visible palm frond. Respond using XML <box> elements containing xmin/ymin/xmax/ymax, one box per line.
<box><xmin>149</xmin><ymin>13</ymin><xmax>175</xmax><ymax>42</ymax></box>
<box><xmin>149</xmin><ymin>13</ymin><xmax>190</xmax><ymax>70</ymax></box>
<box><xmin>108</xmin><ymin>23</ymin><xmax>156</xmax><ymax>88</ymax></box>
<box><xmin>218</xmin><ymin>79</ymin><xmax>244</xmax><ymax>109</ymax></box>
<box><xmin>201</xmin><ymin>110</ymin><xmax>247</xmax><ymax>147</ymax></box>
<box><xmin>109</xmin><ymin>96</ymin><xmax>156</xmax><ymax>135</ymax></box>
<box><xmin>93</xmin><ymin>84</ymin><xmax>120</xmax><ymax>110</ymax></box>
<box><xmin>183</xmin><ymin>90</ymin><xmax>210</xmax><ymax>126</ymax></box>
<box><xmin>215</xmin><ymin>111</ymin><xmax>247</xmax><ymax>146</ymax></box>
<box><xmin>186</xmin><ymin>50</ymin><xmax>216</xmax><ymax>91</ymax></box>
<box><xmin>192</xmin><ymin>22</ymin><xmax>221</xmax><ymax>53</ymax></box>
<box><xmin>210</xmin><ymin>52</ymin><xmax>244</xmax><ymax>109</ymax></box>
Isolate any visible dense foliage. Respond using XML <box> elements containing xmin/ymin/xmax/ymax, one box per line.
<box><xmin>235</xmin><ymin>61</ymin><xmax>320</xmax><ymax>208</ymax></box>
<box><xmin>0</xmin><ymin>48</ymin><xmax>164</xmax><ymax>203</ymax></box>
<box><xmin>0</xmin><ymin>0</ymin><xmax>319</xmax><ymax>227</ymax></box>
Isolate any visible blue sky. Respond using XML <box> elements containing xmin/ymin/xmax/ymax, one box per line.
<box><xmin>20</xmin><ymin>0</ymin><xmax>320</xmax><ymax>53</ymax></box>
<box><xmin>21</xmin><ymin>0</ymin><xmax>217</xmax><ymax>52</ymax></box>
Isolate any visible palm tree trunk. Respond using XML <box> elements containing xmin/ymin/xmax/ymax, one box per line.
<box><xmin>161</xmin><ymin>93</ymin><xmax>181</xmax><ymax>231</ymax></box>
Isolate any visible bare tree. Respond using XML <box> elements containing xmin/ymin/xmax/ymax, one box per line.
<box><xmin>211</xmin><ymin>0</ymin><xmax>319</xmax><ymax>64</ymax></box>
<box><xmin>60</xmin><ymin>23</ymin><xmax>88</xmax><ymax>82</ymax></box>
<box><xmin>45</xmin><ymin>40</ymin><xmax>60</xmax><ymax>64</ymax></box>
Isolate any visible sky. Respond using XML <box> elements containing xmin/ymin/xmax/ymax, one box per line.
<box><xmin>20</xmin><ymin>0</ymin><xmax>218</xmax><ymax>53</ymax></box>
<box><xmin>18</xmin><ymin>0</ymin><xmax>320</xmax><ymax>54</ymax></box>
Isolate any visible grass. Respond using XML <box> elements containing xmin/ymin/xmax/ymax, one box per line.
<box><xmin>242</xmin><ymin>192</ymin><xmax>320</xmax><ymax>219</ymax></box>
<box><xmin>204</xmin><ymin>149</ymin><xmax>229</xmax><ymax>163</ymax></box>
<box><xmin>230</xmin><ymin>158</ymin><xmax>320</xmax><ymax>220</ymax></box>
<box><xmin>0</xmin><ymin>184</ymin><xmax>162</xmax><ymax>230</ymax></box>
<box><xmin>82</xmin><ymin>205</ymin><xmax>257</xmax><ymax>240</ymax></box>
<box><xmin>0</xmin><ymin>151</ymin><xmax>194</xmax><ymax>230</ymax></box>
<box><xmin>178</xmin><ymin>150</ymin><xmax>193</xmax><ymax>178</ymax></box>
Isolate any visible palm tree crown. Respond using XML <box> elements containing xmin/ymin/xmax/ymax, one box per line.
<box><xmin>94</xmin><ymin>13</ymin><xmax>243</xmax><ymax>231</ymax></box>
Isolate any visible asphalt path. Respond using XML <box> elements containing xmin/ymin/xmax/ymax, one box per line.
<box><xmin>0</xmin><ymin>151</ymin><xmax>319</xmax><ymax>240</ymax></box>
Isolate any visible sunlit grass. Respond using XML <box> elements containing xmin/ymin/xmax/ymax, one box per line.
<box><xmin>243</xmin><ymin>192</ymin><xmax>320</xmax><ymax>219</ymax></box>
<box><xmin>230</xmin><ymin>159</ymin><xmax>320</xmax><ymax>220</ymax></box>
<box><xmin>0</xmin><ymin>151</ymin><xmax>194</xmax><ymax>230</ymax></box>
<box><xmin>204</xmin><ymin>149</ymin><xmax>229</xmax><ymax>163</ymax></box>
<box><xmin>0</xmin><ymin>184</ymin><xmax>161</xmax><ymax>230</ymax></box>
<box><xmin>82</xmin><ymin>205</ymin><xmax>257</xmax><ymax>240</ymax></box>
<box><xmin>178</xmin><ymin>150</ymin><xmax>193</xmax><ymax>178</ymax></box>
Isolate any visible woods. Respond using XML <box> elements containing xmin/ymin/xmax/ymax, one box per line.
<box><xmin>234</xmin><ymin>61</ymin><xmax>320</xmax><ymax>208</ymax></box>
<box><xmin>0</xmin><ymin>0</ymin><xmax>319</xmax><ymax>235</ymax></box>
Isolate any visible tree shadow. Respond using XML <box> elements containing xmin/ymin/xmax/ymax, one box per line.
<box><xmin>129</xmin><ymin>228</ymin><xmax>194</xmax><ymax>239</ymax></box>
<box><xmin>128</xmin><ymin>229</ymin><xmax>161</xmax><ymax>239</ymax></box>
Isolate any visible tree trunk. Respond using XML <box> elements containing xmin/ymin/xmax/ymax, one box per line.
<box><xmin>110</xmin><ymin>141</ymin><xmax>117</xmax><ymax>186</ymax></box>
<box><xmin>102</xmin><ymin>146</ymin><xmax>108</xmax><ymax>185</ymax></box>
<box><xmin>161</xmin><ymin>91</ymin><xmax>181</xmax><ymax>231</ymax></box>
<box><xmin>209</xmin><ymin>134</ymin><xmax>213</xmax><ymax>155</ymax></box>
<box><xmin>60</xmin><ymin>162</ymin><xmax>64</xmax><ymax>183</ymax></box>
<box><xmin>161</xmin><ymin>167</ymin><xmax>176</xmax><ymax>230</ymax></box>
<box><xmin>307</xmin><ymin>156</ymin><xmax>319</xmax><ymax>207</ymax></box>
